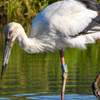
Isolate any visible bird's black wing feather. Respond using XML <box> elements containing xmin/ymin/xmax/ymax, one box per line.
<box><xmin>70</xmin><ymin>0</ymin><xmax>100</xmax><ymax>37</ymax></box>
<box><xmin>77</xmin><ymin>0</ymin><xmax>100</xmax><ymax>11</ymax></box>
<box><xmin>79</xmin><ymin>12</ymin><xmax>100</xmax><ymax>34</ymax></box>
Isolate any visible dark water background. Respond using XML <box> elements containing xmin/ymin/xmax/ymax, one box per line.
<box><xmin>0</xmin><ymin>23</ymin><xmax>100</xmax><ymax>100</ymax></box>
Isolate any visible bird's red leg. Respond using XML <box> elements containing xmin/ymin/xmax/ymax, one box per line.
<box><xmin>60</xmin><ymin>49</ymin><xmax>68</xmax><ymax>100</ymax></box>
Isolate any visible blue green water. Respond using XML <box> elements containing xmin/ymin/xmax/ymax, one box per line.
<box><xmin>0</xmin><ymin>23</ymin><xmax>100</xmax><ymax>100</ymax></box>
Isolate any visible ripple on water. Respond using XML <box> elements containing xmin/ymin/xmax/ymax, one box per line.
<box><xmin>0</xmin><ymin>97</ymin><xmax>12</xmax><ymax>100</ymax></box>
<box><xmin>26</xmin><ymin>94</ymin><xmax>97</xmax><ymax>100</ymax></box>
<box><xmin>11</xmin><ymin>92</ymin><xmax>98</xmax><ymax>100</ymax></box>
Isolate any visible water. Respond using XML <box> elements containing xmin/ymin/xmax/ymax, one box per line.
<box><xmin>0</xmin><ymin>23</ymin><xmax>100</xmax><ymax>100</ymax></box>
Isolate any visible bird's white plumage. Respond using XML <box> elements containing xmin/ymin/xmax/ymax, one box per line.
<box><xmin>30</xmin><ymin>0</ymin><xmax>97</xmax><ymax>37</ymax></box>
<box><xmin>4</xmin><ymin>0</ymin><xmax>100</xmax><ymax>53</ymax></box>
<box><xmin>3</xmin><ymin>1</ymin><xmax>100</xmax><ymax>98</ymax></box>
<box><xmin>29</xmin><ymin>0</ymin><xmax>100</xmax><ymax>50</ymax></box>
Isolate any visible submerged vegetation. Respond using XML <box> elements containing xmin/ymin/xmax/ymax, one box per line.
<box><xmin>0</xmin><ymin>0</ymin><xmax>100</xmax><ymax>22</ymax></box>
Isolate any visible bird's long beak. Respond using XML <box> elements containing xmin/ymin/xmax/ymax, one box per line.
<box><xmin>1</xmin><ymin>39</ymin><xmax>14</xmax><ymax>80</ymax></box>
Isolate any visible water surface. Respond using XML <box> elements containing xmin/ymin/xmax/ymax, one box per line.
<box><xmin>0</xmin><ymin>23</ymin><xmax>100</xmax><ymax>100</ymax></box>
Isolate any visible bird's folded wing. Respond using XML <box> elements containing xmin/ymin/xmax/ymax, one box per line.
<box><xmin>30</xmin><ymin>0</ymin><xmax>100</xmax><ymax>38</ymax></box>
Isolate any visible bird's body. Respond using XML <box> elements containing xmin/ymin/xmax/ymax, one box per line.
<box><xmin>5</xmin><ymin>0</ymin><xmax>100</xmax><ymax>54</ymax></box>
<box><xmin>2</xmin><ymin>0</ymin><xmax>100</xmax><ymax>99</ymax></box>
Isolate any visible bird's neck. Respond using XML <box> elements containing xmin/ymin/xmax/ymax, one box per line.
<box><xmin>16</xmin><ymin>32</ymin><xmax>45</xmax><ymax>53</ymax></box>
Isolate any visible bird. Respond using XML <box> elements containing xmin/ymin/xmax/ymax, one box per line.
<box><xmin>1</xmin><ymin>0</ymin><xmax>100</xmax><ymax>99</ymax></box>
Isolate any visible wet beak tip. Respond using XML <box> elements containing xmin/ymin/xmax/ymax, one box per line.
<box><xmin>1</xmin><ymin>73</ymin><xmax>4</xmax><ymax>80</ymax></box>
<box><xmin>1</xmin><ymin>74</ymin><xmax>3</xmax><ymax>80</ymax></box>
<box><xmin>1</xmin><ymin>64</ymin><xmax>7</xmax><ymax>80</ymax></box>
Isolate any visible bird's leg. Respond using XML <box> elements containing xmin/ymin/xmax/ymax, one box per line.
<box><xmin>60</xmin><ymin>49</ymin><xmax>68</xmax><ymax>100</ymax></box>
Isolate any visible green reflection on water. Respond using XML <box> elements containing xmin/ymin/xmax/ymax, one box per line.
<box><xmin>0</xmin><ymin>23</ymin><xmax>100</xmax><ymax>99</ymax></box>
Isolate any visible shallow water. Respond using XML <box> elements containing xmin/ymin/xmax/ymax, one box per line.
<box><xmin>0</xmin><ymin>23</ymin><xmax>100</xmax><ymax>100</ymax></box>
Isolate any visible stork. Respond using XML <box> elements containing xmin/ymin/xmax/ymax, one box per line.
<box><xmin>1</xmin><ymin>0</ymin><xmax>100</xmax><ymax>99</ymax></box>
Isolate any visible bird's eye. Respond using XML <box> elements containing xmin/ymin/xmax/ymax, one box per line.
<box><xmin>9</xmin><ymin>31</ymin><xmax>12</xmax><ymax>34</ymax></box>
<box><xmin>8</xmin><ymin>30</ymin><xmax>12</xmax><ymax>38</ymax></box>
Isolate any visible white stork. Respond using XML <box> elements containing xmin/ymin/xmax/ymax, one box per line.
<box><xmin>1</xmin><ymin>0</ymin><xmax>100</xmax><ymax>99</ymax></box>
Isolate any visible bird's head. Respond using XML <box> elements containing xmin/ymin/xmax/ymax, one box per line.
<box><xmin>4</xmin><ymin>22</ymin><xmax>22</xmax><ymax>41</ymax></box>
<box><xmin>1</xmin><ymin>22</ymin><xmax>22</xmax><ymax>80</ymax></box>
